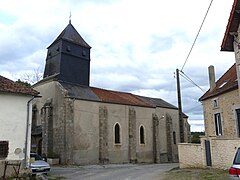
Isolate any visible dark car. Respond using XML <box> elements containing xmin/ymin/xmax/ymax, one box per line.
<box><xmin>229</xmin><ymin>147</ymin><xmax>240</xmax><ymax>179</ymax></box>
<box><xmin>30</xmin><ymin>153</ymin><xmax>50</xmax><ymax>175</ymax></box>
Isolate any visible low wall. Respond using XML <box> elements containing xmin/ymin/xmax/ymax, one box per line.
<box><xmin>178</xmin><ymin>137</ymin><xmax>240</xmax><ymax>170</ymax></box>
<box><xmin>210</xmin><ymin>138</ymin><xmax>240</xmax><ymax>169</ymax></box>
<box><xmin>178</xmin><ymin>143</ymin><xmax>204</xmax><ymax>168</ymax></box>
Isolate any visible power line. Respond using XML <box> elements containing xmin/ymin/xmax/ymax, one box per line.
<box><xmin>181</xmin><ymin>0</ymin><xmax>214</xmax><ymax>71</ymax></box>
<box><xmin>179</xmin><ymin>70</ymin><xmax>205</xmax><ymax>92</ymax></box>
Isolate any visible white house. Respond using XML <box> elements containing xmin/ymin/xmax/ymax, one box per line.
<box><xmin>0</xmin><ymin>76</ymin><xmax>39</xmax><ymax>177</ymax></box>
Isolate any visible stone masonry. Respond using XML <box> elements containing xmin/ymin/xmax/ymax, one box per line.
<box><xmin>152</xmin><ymin>113</ymin><xmax>160</xmax><ymax>163</ymax></box>
<box><xmin>41</xmin><ymin>100</ymin><xmax>53</xmax><ymax>159</ymax></box>
<box><xmin>129</xmin><ymin>107</ymin><xmax>137</xmax><ymax>163</ymax></box>
<box><xmin>99</xmin><ymin>106</ymin><xmax>109</xmax><ymax>164</ymax></box>
<box><xmin>166</xmin><ymin>113</ymin><xmax>173</xmax><ymax>162</ymax></box>
<box><xmin>63</xmin><ymin>98</ymin><xmax>74</xmax><ymax>164</ymax></box>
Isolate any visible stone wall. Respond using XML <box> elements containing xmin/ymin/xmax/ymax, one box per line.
<box><xmin>210</xmin><ymin>138</ymin><xmax>240</xmax><ymax>169</ymax></box>
<box><xmin>178</xmin><ymin>137</ymin><xmax>240</xmax><ymax>169</ymax></box>
<box><xmin>178</xmin><ymin>143</ymin><xmax>204</xmax><ymax>168</ymax></box>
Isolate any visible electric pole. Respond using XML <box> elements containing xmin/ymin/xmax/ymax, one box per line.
<box><xmin>176</xmin><ymin>68</ymin><xmax>184</xmax><ymax>143</ymax></box>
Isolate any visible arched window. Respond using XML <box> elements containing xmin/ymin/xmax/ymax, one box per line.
<box><xmin>173</xmin><ymin>131</ymin><xmax>176</xmax><ymax>144</ymax></box>
<box><xmin>114</xmin><ymin>123</ymin><xmax>120</xmax><ymax>144</ymax></box>
<box><xmin>140</xmin><ymin>125</ymin><xmax>145</xmax><ymax>144</ymax></box>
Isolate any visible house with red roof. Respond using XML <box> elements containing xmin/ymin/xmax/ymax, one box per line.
<box><xmin>0</xmin><ymin>75</ymin><xmax>39</xmax><ymax>177</ymax></box>
<box><xmin>179</xmin><ymin>0</ymin><xmax>240</xmax><ymax>170</ymax></box>
<box><xmin>32</xmin><ymin>21</ymin><xmax>190</xmax><ymax>165</ymax></box>
<box><xmin>199</xmin><ymin>64</ymin><xmax>239</xmax><ymax>138</ymax></box>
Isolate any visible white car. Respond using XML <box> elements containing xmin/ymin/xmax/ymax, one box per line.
<box><xmin>229</xmin><ymin>147</ymin><xmax>240</xmax><ymax>179</ymax></box>
<box><xmin>30</xmin><ymin>153</ymin><xmax>51</xmax><ymax>175</ymax></box>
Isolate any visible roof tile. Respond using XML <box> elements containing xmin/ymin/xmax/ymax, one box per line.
<box><xmin>91</xmin><ymin>87</ymin><xmax>153</xmax><ymax>107</ymax></box>
<box><xmin>221</xmin><ymin>0</ymin><xmax>240</xmax><ymax>51</ymax></box>
<box><xmin>0</xmin><ymin>75</ymin><xmax>39</xmax><ymax>96</ymax></box>
<box><xmin>199</xmin><ymin>64</ymin><xmax>238</xmax><ymax>101</ymax></box>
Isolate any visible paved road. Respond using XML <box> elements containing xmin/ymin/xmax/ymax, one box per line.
<box><xmin>49</xmin><ymin>163</ymin><xmax>178</xmax><ymax>180</ymax></box>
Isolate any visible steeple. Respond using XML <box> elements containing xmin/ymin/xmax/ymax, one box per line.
<box><xmin>43</xmin><ymin>22</ymin><xmax>91</xmax><ymax>86</ymax></box>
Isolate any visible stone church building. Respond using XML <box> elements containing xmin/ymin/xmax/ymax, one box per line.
<box><xmin>32</xmin><ymin>21</ymin><xmax>190</xmax><ymax>165</ymax></box>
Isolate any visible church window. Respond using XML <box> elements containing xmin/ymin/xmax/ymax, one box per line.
<box><xmin>0</xmin><ymin>141</ymin><xmax>8</xmax><ymax>158</ymax></box>
<box><xmin>140</xmin><ymin>125</ymin><xmax>145</xmax><ymax>144</ymax></box>
<box><xmin>114</xmin><ymin>123</ymin><xmax>120</xmax><ymax>144</ymax></box>
<box><xmin>173</xmin><ymin>131</ymin><xmax>176</xmax><ymax>144</ymax></box>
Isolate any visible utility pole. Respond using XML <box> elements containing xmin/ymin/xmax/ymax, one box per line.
<box><xmin>176</xmin><ymin>69</ymin><xmax>184</xmax><ymax>143</ymax></box>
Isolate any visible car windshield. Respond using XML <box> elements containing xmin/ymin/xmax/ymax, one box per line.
<box><xmin>30</xmin><ymin>153</ymin><xmax>43</xmax><ymax>161</ymax></box>
<box><xmin>234</xmin><ymin>148</ymin><xmax>240</xmax><ymax>164</ymax></box>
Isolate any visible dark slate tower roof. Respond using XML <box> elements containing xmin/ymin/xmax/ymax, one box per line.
<box><xmin>49</xmin><ymin>21</ymin><xmax>91</xmax><ymax>49</ymax></box>
<box><xmin>43</xmin><ymin>21</ymin><xmax>91</xmax><ymax>86</ymax></box>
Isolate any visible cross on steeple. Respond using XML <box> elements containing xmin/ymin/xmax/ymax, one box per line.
<box><xmin>69</xmin><ymin>12</ymin><xmax>71</xmax><ymax>24</ymax></box>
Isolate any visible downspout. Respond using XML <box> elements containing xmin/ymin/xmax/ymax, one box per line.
<box><xmin>24</xmin><ymin>96</ymin><xmax>35</xmax><ymax>168</ymax></box>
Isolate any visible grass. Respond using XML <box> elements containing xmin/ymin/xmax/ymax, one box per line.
<box><xmin>163</xmin><ymin>167</ymin><xmax>229</xmax><ymax>180</ymax></box>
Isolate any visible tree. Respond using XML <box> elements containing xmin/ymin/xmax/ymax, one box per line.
<box><xmin>16</xmin><ymin>79</ymin><xmax>31</xmax><ymax>87</ymax></box>
<box><xmin>191</xmin><ymin>132</ymin><xmax>205</xmax><ymax>144</ymax></box>
<box><xmin>20</xmin><ymin>67</ymin><xmax>43</xmax><ymax>84</ymax></box>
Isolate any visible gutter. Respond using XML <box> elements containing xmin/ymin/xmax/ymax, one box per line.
<box><xmin>24</xmin><ymin>95</ymin><xmax>41</xmax><ymax>168</ymax></box>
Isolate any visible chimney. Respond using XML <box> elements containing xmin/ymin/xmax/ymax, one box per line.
<box><xmin>208</xmin><ymin>65</ymin><xmax>216</xmax><ymax>91</ymax></box>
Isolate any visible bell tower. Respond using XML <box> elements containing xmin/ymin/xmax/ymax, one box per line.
<box><xmin>43</xmin><ymin>21</ymin><xmax>91</xmax><ymax>86</ymax></box>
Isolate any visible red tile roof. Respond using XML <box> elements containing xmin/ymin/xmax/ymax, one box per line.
<box><xmin>91</xmin><ymin>87</ymin><xmax>153</xmax><ymax>107</ymax></box>
<box><xmin>199</xmin><ymin>64</ymin><xmax>238</xmax><ymax>101</ymax></box>
<box><xmin>0</xmin><ymin>75</ymin><xmax>39</xmax><ymax>96</ymax></box>
<box><xmin>221</xmin><ymin>0</ymin><xmax>240</xmax><ymax>51</ymax></box>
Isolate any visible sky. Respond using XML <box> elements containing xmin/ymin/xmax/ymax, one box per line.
<box><xmin>0</xmin><ymin>0</ymin><xmax>236</xmax><ymax>132</ymax></box>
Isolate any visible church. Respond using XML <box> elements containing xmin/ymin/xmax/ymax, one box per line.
<box><xmin>31</xmin><ymin>20</ymin><xmax>190</xmax><ymax>165</ymax></box>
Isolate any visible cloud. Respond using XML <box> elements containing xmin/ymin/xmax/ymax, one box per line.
<box><xmin>0</xmin><ymin>0</ymin><xmax>235</xmax><ymax>131</ymax></box>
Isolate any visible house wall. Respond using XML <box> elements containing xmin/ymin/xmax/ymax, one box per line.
<box><xmin>234</xmin><ymin>25</ymin><xmax>240</xmax><ymax>97</ymax></box>
<box><xmin>0</xmin><ymin>94</ymin><xmax>32</xmax><ymax>161</ymax></box>
<box><xmin>73</xmin><ymin>100</ymin><xmax>99</xmax><ymax>165</ymax></box>
<box><xmin>202</xmin><ymin>89</ymin><xmax>240</xmax><ymax>138</ymax></box>
<box><xmin>33</xmin><ymin>80</ymin><xmax>70</xmax><ymax>163</ymax></box>
<box><xmin>71</xmin><ymin>100</ymin><xmax>184</xmax><ymax>165</ymax></box>
<box><xmin>34</xmin><ymin>80</ymin><xmax>188</xmax><ymax>165</ymax></box>
<box><xmin>134</xmin><ymin>106</ymin><xmax>155</xmax><ymax>163</ymax></box>
<box><xmin>72</xmin><ymin>100</ymin><xmax>156</xmax><ymax>164</ymax></box>
<box><xmin>106</xmin><ymin>103</ymin><xmax>130</xmax><ymax>163</ymax></box>
<box><xmin>155</xmin><ymin>107</ymin><xmax>179</xmax><ymax>162</ymax></box>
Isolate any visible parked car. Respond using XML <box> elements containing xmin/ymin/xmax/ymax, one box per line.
<box><xmin>30</xmin><ymin>153</ymin><xmax>50</xmax><ymax>175</ymax></box>
<box><xmin>229</xmin><ymin>147</ymin><xmax>240</xmax><ymax>179</ymax></box>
